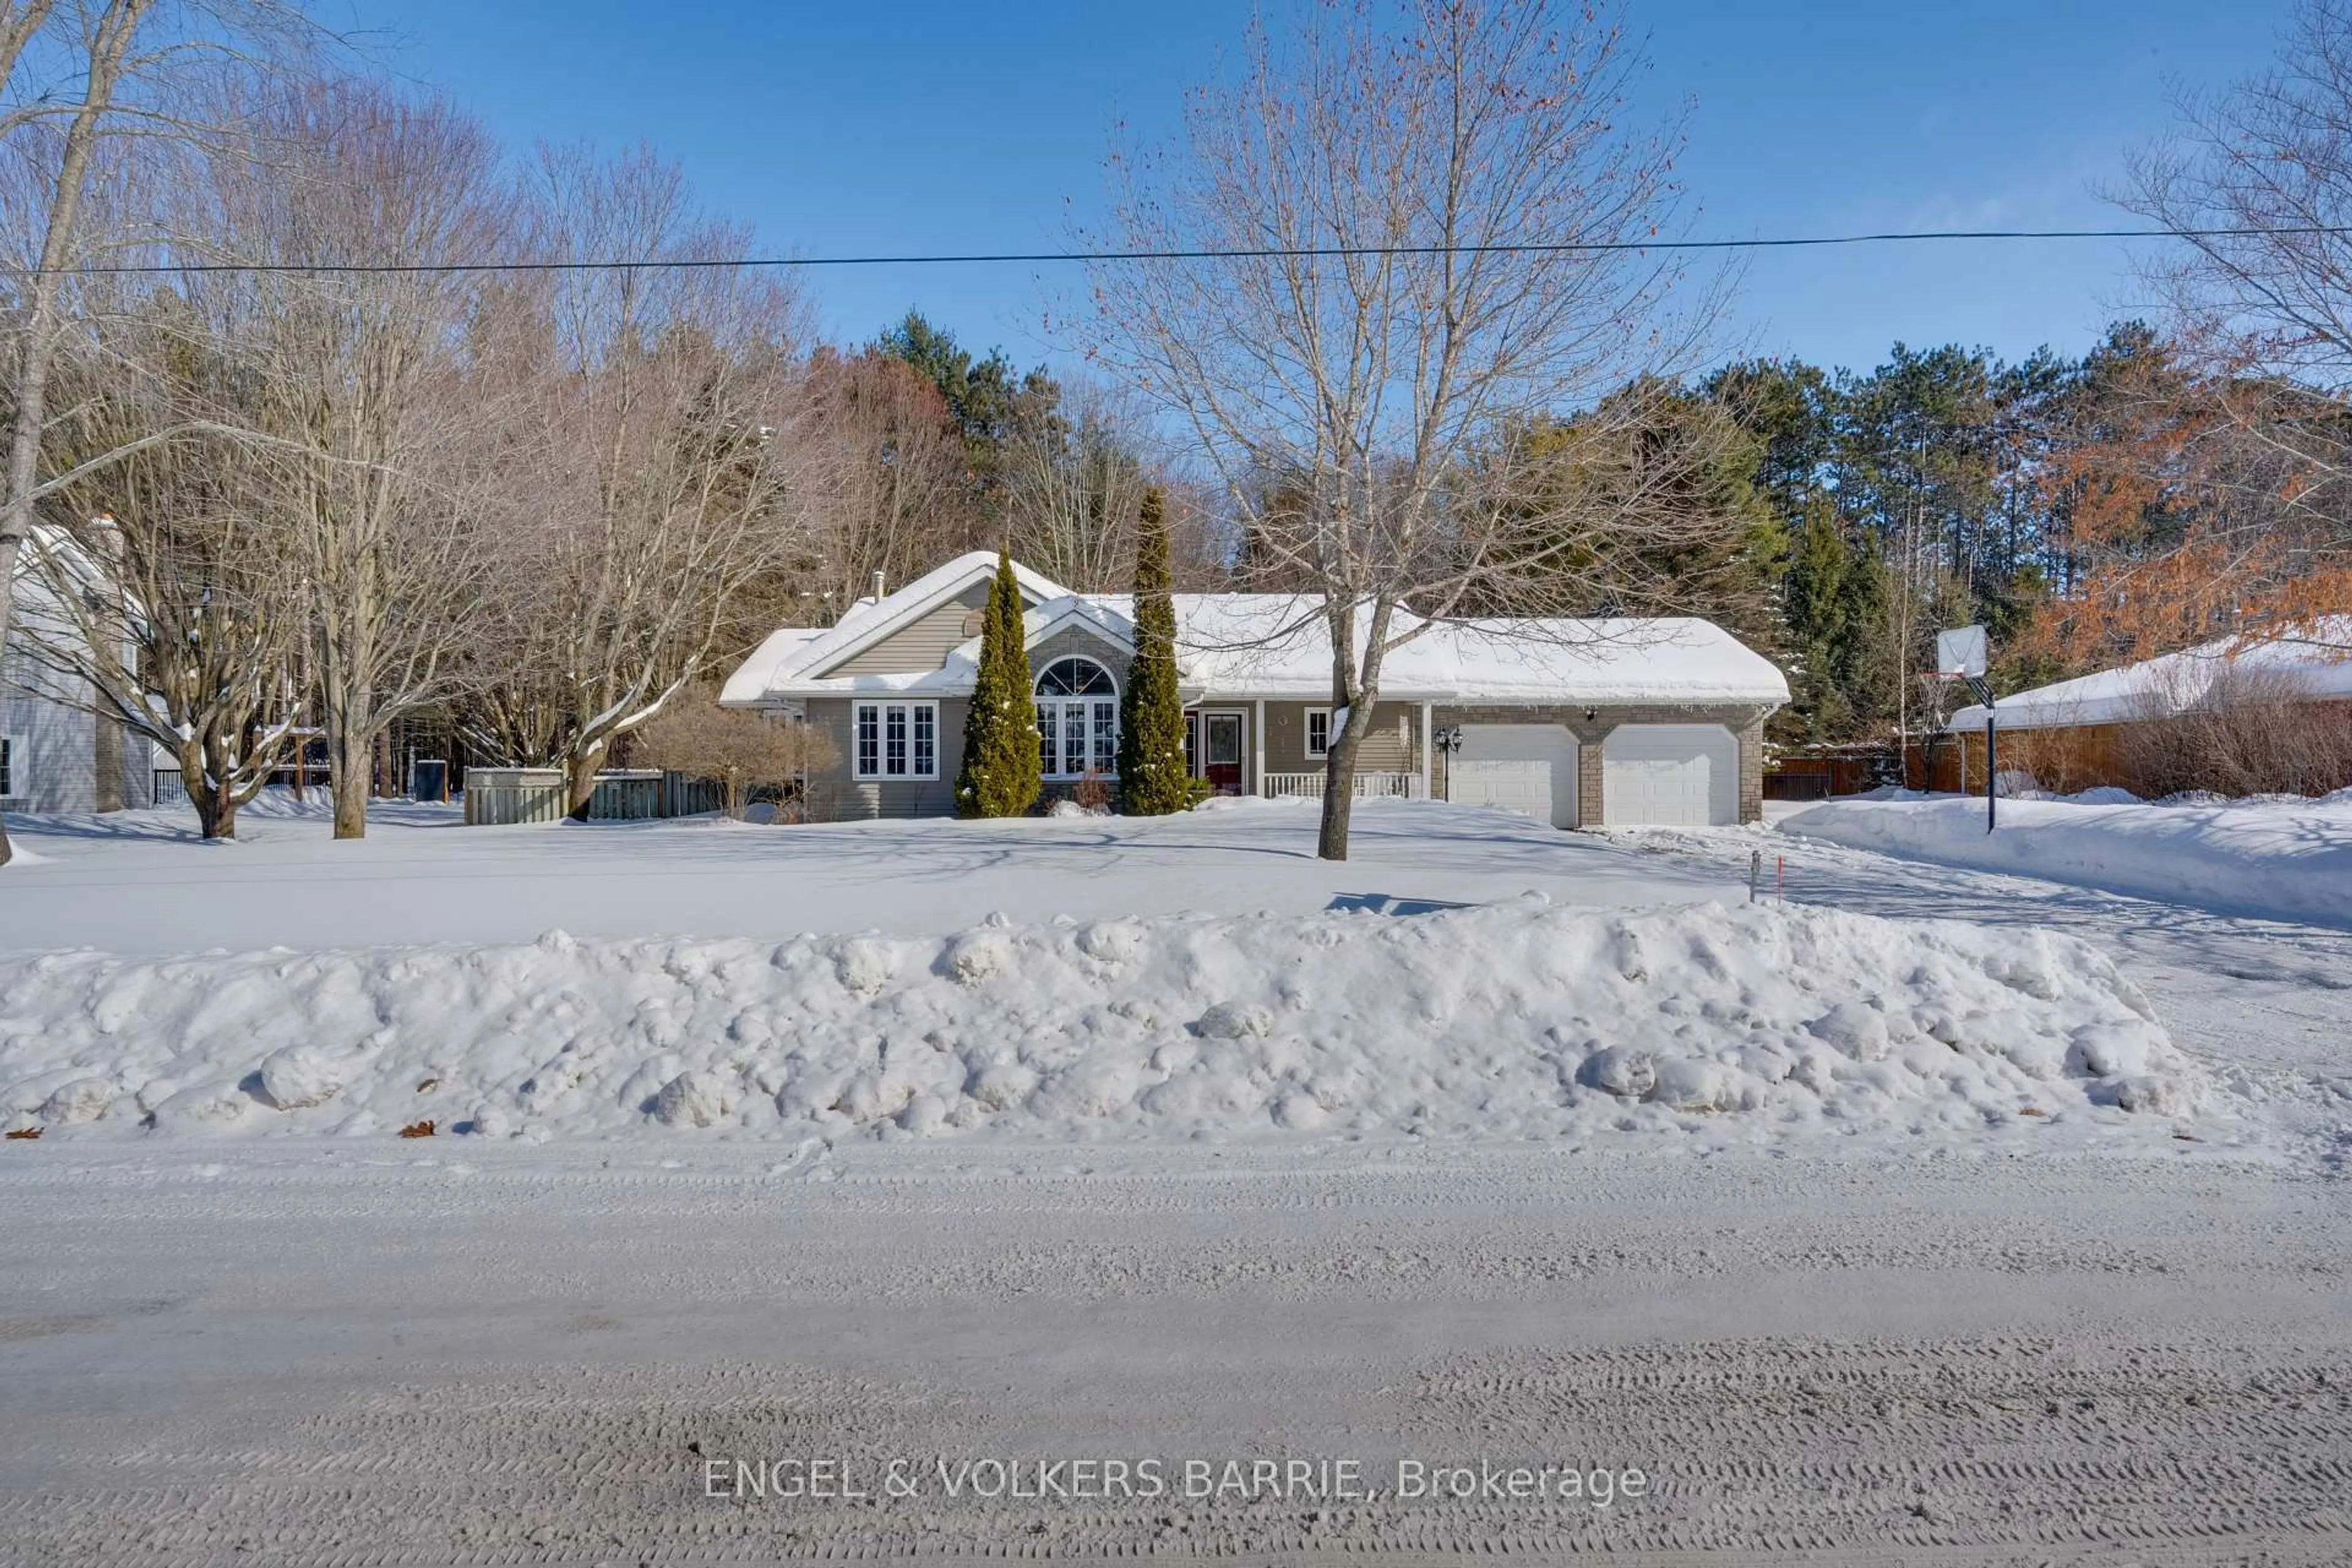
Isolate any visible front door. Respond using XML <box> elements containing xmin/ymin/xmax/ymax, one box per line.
<box><xmin>1203</xmin><ymin>710</ymin><xmax>1245</xmax><ymax>795</ymax></box>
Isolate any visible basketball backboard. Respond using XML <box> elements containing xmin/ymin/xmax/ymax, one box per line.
<box><xmin>1934</xmin><ymin>625</ymin><xmax>1988</xmax><ymax>679</ymax></box>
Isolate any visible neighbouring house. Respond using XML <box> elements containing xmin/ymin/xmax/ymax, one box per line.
<box><xmin>721</xmin><ymin>552</ymin><xmax>1789</xmax><ymax>828</ymax></box>
<box><xmin>1950</xmin><ymin>618</ymin><xmax>2352</xmax><ymax>798</ymax></box>
<box><xmin>2</xmin><ymin>532</ymin><xmax>163</xmax><ymax>816</ymax></box>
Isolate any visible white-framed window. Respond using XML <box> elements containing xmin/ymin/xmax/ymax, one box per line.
<box><xmin>852</xmin><ymin>701</ymin><xmax>938</xmax><ymax>780</ymax></box>
<box><xmin>1305</xmin><ymin>707</ymin><xmax>1332</xmax><ymax>760</ymax></box>
<box><xmin>1034</xmin><ymin>655</ymin><xmax>1118</xmax><ymax>778</ymax></box>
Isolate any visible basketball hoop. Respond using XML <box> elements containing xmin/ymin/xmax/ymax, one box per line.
<box><xmin>1931</xmin><ymin>625</ymin><xmax>1997</xmax><ymax>834</ymax></box>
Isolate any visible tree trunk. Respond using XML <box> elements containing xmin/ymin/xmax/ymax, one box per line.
<box><xmin>564</xmin><ymin>745</ymin><xmax>602</xmax><ymax>821</ymax></box>
<box><xmin>329</xmin><ymin>729</ymin><xmax>369</xmax><ymax>839</ymax></box>
<box><xmin>1316</xmin><ymin>703</ymin><xmax>1373</xmax><ymax>861</ymax></box>
<box><xmin>183</xmin><ymin>738</ymin><xmax>236</xmax><ymax>840</ymax></box>
<box><xmin>92</xmin><ymin>713</ymin><xmax>124</xmax><ymax>812</ymax></box>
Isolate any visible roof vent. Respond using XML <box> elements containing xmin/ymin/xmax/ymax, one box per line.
<box><xmin>872</xmin><ymin>570</ymin><xmax>886</xmax><ymax>602</ymax></box>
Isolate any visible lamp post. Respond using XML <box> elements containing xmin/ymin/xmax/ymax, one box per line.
<box><xmin>1432</xmin><ymin>725</ymin><xmax>1463</xmax><ymax>804</ymax></box>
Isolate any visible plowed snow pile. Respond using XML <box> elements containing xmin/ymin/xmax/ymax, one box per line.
<box><xmin>1</xmin><ymin>900</ymin><xmax>2202</xmax><ymax>1145</ymax></box>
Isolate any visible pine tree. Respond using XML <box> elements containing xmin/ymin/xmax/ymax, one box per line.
<box><xmin>1781</xmin><ymin>508</ymin><xmax>1853</xmax><ymax>742</ymax></box>
<box><xmin>1117</xmin><ymin>487</ymin><xmax>1193</xmax><ymax>814</ymax></box>
<box><xmin>954</xmin><ymin>550</ymin><xmax>1041</xmax><ymax>818</ymax></box>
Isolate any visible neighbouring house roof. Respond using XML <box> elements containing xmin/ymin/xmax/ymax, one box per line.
<box><xmin>721</xmin><ymin>549</ymin><xmax>1791</xmax><ymax>709</ymax></box>
<box><xmin>1952</xmin><ymin>617</ymin><xmax>2352</xmax><ymax>731</ymax></box>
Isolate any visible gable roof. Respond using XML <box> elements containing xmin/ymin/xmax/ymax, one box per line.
<box><xmin>722</xmin><ymin>553</ymin><xmax>1790</xmax><ymax>708</ymax></box>
<box><xmin>720</xmin><ymin>552</ymin><xmax>1073</xmax><ymax>702</ymax></box>
<box><xmin>1952</xmin><ymin>618</ymin><xmax>2352</xmax><ymax>731</ymax></box>
<box><xmin>941</xmin><ymin>595</ymin><xmax>1141</xmax><ymax>676</ymax></box>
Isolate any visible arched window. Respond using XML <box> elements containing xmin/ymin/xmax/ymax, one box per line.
<box><xmin>1035</xmin><ymin>656</ymin><xmax>1118</xmax><ymax>777</ymax></box>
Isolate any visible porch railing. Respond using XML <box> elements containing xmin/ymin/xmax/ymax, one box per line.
<box><xmin>1261</xmin><ymin>771</ymin><xmax>1423</xmax><ymax>801</ymax></box>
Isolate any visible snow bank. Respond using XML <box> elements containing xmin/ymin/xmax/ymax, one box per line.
<box><xmin>1779</xmin><ymin>796</ymin><xmax>2352</xmax><ymax>927</ymax></box>
<box><xmin>0</xmin><ymin>901</ymin><xmax>2199</xmax><ymax>1146</ymax></box>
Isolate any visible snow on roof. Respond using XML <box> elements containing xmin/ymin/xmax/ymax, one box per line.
<box><xmin>724</xmin><ymin>552</ymin><xmax>1789</xmax><ymax>707</ymax></box>
<box><xmin>727</xmin><ymin>552</ymin><xmax>1073</xmax><ymax>699</ymax></box>
<box><xmin>724</xmin><ymin>592</ymin><xmax>1768</xmax><ymax>710</ymax></box>
<box><xmin>1953</xmin><ymin>617</ymin><xmax>2352</xmax><ymax>731</ymax></box>
<box><xmin>717</xmin><ymin>626</ymin><xmax>828</xmax><ymax>706</ymax></box>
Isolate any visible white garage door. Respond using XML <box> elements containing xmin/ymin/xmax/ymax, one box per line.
<box><xmin>1449</xmin><ymin>725</ymin><xmax>1578</xmax><ymax>828</ymax></box>
<box><xmin>1602</xmin><ymin>724</ymin><xmax>1737</xmax><ymax>826</ymax></box>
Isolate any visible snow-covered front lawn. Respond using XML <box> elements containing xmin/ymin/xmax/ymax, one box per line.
<box><xmin>0</xmin><ymin>794</ymin><xmax>1738</xmax><ymax>955</ymax></box>
<box><xmin>1776</xmin><ymin>790</ymin><xmax>2352</xmax><ymax>929</ymax></box>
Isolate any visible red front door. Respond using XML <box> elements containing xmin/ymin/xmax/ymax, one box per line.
<box><xmin>1202</xmin><ymin>710</ymin><xmax>1245</xmax><ymax>794</ymax></box>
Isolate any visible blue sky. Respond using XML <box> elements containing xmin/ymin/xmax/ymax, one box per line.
<box><xmin>334</xmin><ymin>0</ymin><xmax>2291</xmax><ymax>379</ymax></box>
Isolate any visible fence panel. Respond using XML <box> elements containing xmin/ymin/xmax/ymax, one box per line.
<box><xmin>659</xmin><ymin>771</ymin><xmax>726</xmax><ymax>818</ymax></box>
<box><xmin>587</xmin><ymin>770</ymin><xmax>663</xmax><ymax>821</ymax></box>
<box><xmin>462</xmin><ymin>767</ymin><xmax>568</xmax><ymax>826</ymax></box>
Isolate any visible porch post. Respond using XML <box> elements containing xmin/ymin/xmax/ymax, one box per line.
<box><xmin>1419</xmin><ymin>702</ymin><xmax>1432</xmax><ymax>802</ymax></box>
<box><xmin>1252</xmin><ymin>699</ymin><xmax>1265</xmax><ymax>797</ymax></box>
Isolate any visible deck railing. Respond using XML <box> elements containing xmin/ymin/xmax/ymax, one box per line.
<box><xmin>1261</xmin><ymin>771</ymin><xmax>1423</xmax><ymax>801</ymax></box>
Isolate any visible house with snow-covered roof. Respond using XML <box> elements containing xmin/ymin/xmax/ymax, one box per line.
<box><xmin>1948</xmin><ymin>618</ymin><xmax>2352</xmax><ymax>796</ymax></box>
<box><xmin>722</xmin><ymin>552</ymin><xmax>1790</xmax><ymax>827</ymax></box>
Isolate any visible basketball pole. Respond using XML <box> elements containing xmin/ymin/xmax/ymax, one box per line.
<box><xmin>1960</xmin><ymin>673</ymin><xmax>1997</xmax><ymax>834</ymax></box>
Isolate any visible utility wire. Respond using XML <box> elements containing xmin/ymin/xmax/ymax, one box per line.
<box><xmin>9</xmin><ymin>222</ymin><xmax>2348</xmax><ymax>277</ymax></box>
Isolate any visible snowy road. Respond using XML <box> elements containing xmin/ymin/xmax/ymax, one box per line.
<box><xmin>2</xmin><ymin>1144</ymin><xmax>2347</xmax><ymax>1565</ymax></box>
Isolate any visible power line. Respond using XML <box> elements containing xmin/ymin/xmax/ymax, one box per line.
<box><xmin>12</xmin><ymin>222</ymin><xmax>2350</xmax><ymax>277</ymax></box>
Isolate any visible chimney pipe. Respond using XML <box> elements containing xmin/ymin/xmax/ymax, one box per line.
<box><xmin>872</xmin><ymin>570</ymin><xmax>885</xmax><ymax>602</ymax></box>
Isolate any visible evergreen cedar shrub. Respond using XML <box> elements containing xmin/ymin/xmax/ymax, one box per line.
<box><xmin>1117</xmin><ymin>487</ymin><xmax>1196</xmax><ymax>815</ymax></box>
<box><xmin>956</xmin><ymin>550</ymin><xmax>1041</xmax><ymax>818</ymax></box>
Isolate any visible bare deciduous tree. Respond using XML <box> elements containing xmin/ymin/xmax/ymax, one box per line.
<box><xmin>219</xmin><ymin>77</ymin><xmax>507</xmax><ymax>839</ymax></box>
<box><xmin>2117</xmin><ymin>0</ymin><xmax>2352</xmax><ymax>647</ymax></box>
<box><xmin>463</xmin><ymin>145</ymin><xmax>816</xmax><ymax>816</ymax></box>
<box><xmin>19</xmin><ymin>282</ymin><xmax>303</xmax><ymax>839</ymax></box>
<box><xmin>1086</xmin><ymin>0</ymin><xmax>1721</xmax><ymax>858</ymax></box>
<box><xmin>1002</xmin><ymin>375</ymin><xmax>1161</xmax><ymax>592</ymax></box>
<box><xmin>0</xmin><ymin>0</ymin><xmax>318</xmax><ymax>861</ymax></box>
<box><xmin>796</xmin><ymin>345</ymin><xmax>975</xmax><ymax>612</ymax></box>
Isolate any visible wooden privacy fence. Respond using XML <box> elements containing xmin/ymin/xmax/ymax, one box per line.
<box><xmin>463</xmin><ymin>767</ymin><xmax>722</xmax><ymax>825</ymax></box>
<box><xmin>1766</xmin><ymin>738</ymin><xmax>1971</xmax><ymax>799</ymax></box>
<box><xmin>462</xmin><ymin>767</ymin><xmax>568</xmax><ymax>826</ymax></box>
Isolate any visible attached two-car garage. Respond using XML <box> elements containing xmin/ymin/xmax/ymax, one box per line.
<box><xmin>1446</xmin><ymin>720</ymin><xmax>1738</xmax><ymax>828</ymax></box>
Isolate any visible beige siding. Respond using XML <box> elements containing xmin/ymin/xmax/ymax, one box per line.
<box><xmin>802</xmin><ymin>695</ymin><xmax>969</xmax><ymax>820</ymax></box>
<box><xmin>1261</xmin><ymin>699</ymin><xmax>1420</xmax><ymax>774</ymax></box>
<box><xmin>820</xmin><ymin>584</ymin><xmax>991</xmax><ymax>677</ymax></box>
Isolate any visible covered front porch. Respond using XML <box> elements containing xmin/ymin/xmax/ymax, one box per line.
<box><xmin>1183</xmin><ymin>699</ymin><xmax>1435</xmax><ymax>802</ymax></box>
